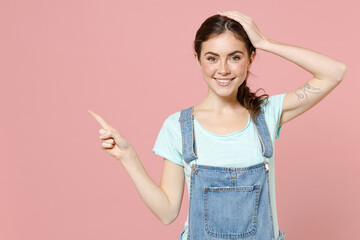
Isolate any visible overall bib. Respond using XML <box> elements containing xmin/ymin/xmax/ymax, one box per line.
<box><xmin>178</xmin><ymin>106</ymin><xmax>286</xmax><ymax>240</ymax></box>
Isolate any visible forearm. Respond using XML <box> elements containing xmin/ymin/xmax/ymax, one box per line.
<box><xmin>120</xmin><ymin>147</ymin><xmax>175</xmax><ymax>224</ymax></box>
<box><xmin>258</xmin><ymin>38</ymin><xmax>347</xmax><ymax>81</ymax></box>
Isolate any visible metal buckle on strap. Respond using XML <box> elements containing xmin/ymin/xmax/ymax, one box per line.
<box><xmin>264</xmin><ymin>159</ymin><xmax>270</xmax><ymax>171</ymax></box>
<box><xmin>191</xmin><ymin>164</ymin><xmax>198</xmax><ymax>174</ymax></box>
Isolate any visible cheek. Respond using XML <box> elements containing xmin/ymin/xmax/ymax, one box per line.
<box><xmin>232</xmin><ymin>62</ymin><xmax>248</xmax><ymax>74</ymax></box>
<box><xmin>202</xmin><ymin>64</ymin><xmax>217</xmax><ymax>75</ymax></box>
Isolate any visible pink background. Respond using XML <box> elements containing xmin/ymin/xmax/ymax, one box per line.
<box><xmin>1</xmin><ymin>0</ymin><xmax>359</xmax><ymax>239</ymax></box>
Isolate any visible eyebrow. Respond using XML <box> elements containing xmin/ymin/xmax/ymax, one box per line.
<box><xmin>204</xmin><ymin>50</ymin><xmax>244</xmax><ymax>56</ymax></box>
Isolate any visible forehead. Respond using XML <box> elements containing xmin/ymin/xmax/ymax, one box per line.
<box><xmin>201</xmin><ymin>32</ymin><xmax>246</xmax><ymax>55</ymax></box>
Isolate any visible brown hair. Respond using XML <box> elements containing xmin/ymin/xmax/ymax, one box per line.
<box><xmin>194</xmin><ymin>14</ymin><xmax>269</xmax><ymax>125</ymax></box>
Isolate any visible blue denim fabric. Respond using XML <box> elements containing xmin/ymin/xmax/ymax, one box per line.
<box><xmin>178</xmin><ymin>229</ymin><xmax>286</xmax><ymax>240</ymax></box>
<box><xmin>178</xmin><ymin>106</ymin><xmax>286</xmax><ymax>240</ymax></box>
<box><xmin>179</xmin><ymin>106</ymin><xmax>198</xmax><ymax>163</ymax></box>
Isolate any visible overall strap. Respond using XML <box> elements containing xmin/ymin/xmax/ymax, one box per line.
<box><xmin>255</xmin><ymin>108</ymin><xmax>274</xmax><ymax>159</ymax></box>
<box><xmin>179</xmin><ymin>106</ymin><xmax>198</xmax><ymax>163</ymax></box>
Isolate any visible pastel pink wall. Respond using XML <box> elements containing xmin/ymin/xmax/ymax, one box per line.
<box><xmin>1</xmin><ymin>0</ymin><xmax>358</xmax><ymax>239</ymax></box>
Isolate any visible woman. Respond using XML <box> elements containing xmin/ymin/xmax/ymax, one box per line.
<box><xmin>88</xmin><ymin>11</ymin><xmax>347</xmax><ymax>240</ymax></box>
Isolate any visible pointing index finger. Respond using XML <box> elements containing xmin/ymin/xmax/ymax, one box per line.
<box><xmin>88</xmin><ymin>110</ymin><xmax>111</xmax><ymax>129</ymax></box>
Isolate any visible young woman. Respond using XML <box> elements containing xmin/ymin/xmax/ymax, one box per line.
<box><xmin>89</xmin><ymin>11</ymin><xmax>347</xmax><ymax>240</ymax></box>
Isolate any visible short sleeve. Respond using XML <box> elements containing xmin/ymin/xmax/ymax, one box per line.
<box><xmin>152</xmin><ymin>116</ymin><xmax>184</xmax><ymax>167</ymax></box>
<box><xmin>262</xmin><ymin>93</ymin><xmax>287</xmax><ymax>140</ymax></box>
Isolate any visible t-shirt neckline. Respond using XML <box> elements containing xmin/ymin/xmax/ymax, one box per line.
<box><xmin>193</xmin><ymin>114</ymin><xmax>251</xmax><ymax>137</ymax></box>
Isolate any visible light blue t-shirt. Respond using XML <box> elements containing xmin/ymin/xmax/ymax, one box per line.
<box><xmin>152</xmin><ymin>93</ymin><xmax>287</xmax><ymax>240</ymax></box>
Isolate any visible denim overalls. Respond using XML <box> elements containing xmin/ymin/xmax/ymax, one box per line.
<box><xmin>178</xmin><ymin>106</ymin><xmax>286</xmax><ymax>240</ymax></box>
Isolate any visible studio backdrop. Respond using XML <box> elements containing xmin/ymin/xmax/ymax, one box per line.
<box><xmin>0</xmin><ymin>0</ymin><xmax>358</xmax><ymax>239</ymax></box>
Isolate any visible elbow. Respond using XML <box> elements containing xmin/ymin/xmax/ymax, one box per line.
<box><xmin>335</xmin><ymin>63</ymin><xmax>348</xmax><ymax>81</ymax></box>
<box><xmin>161</xmin><ymin>218</ymin><xmax>174</xmax><ymax>225</ymax></box>
<box><xmin>161</xmin><ymin>211</ymin><xmax>179</xmax><ymax>225</ymax></box>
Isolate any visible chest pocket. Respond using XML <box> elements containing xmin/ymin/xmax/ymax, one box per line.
<box><xmin>203</xmin><ymin>184</ymin><xmax>260</xmax><ymax>238</ymax></box>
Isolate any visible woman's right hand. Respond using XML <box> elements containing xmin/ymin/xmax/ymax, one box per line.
<box><xmin>89</xmin><ymin>111</ymin><xmax>185</xmax><ymax>225</ymax></box>
<box><xmin>88</xmin><ymin>110</ymin><xmax>133</xmax><ymax>161</ymax></box>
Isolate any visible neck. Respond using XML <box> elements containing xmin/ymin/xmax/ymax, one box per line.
<box><xmin>197</xmin><ymin>89</ymin><xmax>245</xmax><ymax>113</ymax></box>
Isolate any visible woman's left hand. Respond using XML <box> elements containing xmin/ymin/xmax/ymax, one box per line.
<box><xmin>218</xmin><ymin>11</ymin><xmax>268</xmax><ymax>49</ymax></box>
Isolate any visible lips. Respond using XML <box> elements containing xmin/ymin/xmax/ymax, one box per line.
<box><xmin>214</xmin><ymin>77</ymin><xmax>235</xmax><ymax>80</ymax></box>
<box><xmin>213</xmin><ymin>77</ymin><xmax>235</xmax><ymax>86</ymax></box>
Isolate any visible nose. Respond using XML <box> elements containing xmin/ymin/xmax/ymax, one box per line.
<box><xmin>218</xmin><ymin>60</ymin><xmax>230</xmax><ymax>75</ymax></box>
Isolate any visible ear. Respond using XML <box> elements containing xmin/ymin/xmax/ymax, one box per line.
<box><xmin>194</xmin><ymin>53</ymin><xmax>202</xmax><ymax>69</ymax></box>
<box><xmin>248</xmin><ymin>51</ymin><xmax>256</xmax><ymax>70</ymax></box>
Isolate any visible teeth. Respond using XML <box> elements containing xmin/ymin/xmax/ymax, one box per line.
<box><xmin>214</xmin><ymin>78</ymin><xmax>232</xmax><ymax>82</ymax></box>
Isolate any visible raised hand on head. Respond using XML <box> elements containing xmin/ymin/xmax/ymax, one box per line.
<box><xmin>217</xmin><ymin>11</ymin><xmax>268</xmax><ymax>48</ymax></box>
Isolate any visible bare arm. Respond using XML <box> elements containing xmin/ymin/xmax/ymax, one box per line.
<box><xmin>121</xmin><ymin>148</ymin><xmax>185</xmax><ymax>225</ymax></box>
<box><xmin>88</xmin><ymin>110</ymin><xmax>185</xmax><ymax>225</ymax></box>
<box><xmin>217</xmin><ymin>11</ymin><xmax>347</xmax><ymax>126</ymax></box>
<box><xmin>257</xmin><ymin>38</ymin><xmax>347</xmax><ymax>126</ymax></box>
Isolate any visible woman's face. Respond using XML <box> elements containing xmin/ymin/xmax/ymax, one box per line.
<box><xmin>195</xmin><ymin>31</ymin><xmax>255</xmax><ymax>99</ymax></box>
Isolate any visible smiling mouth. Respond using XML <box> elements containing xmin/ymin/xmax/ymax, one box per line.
<box><xmin>213</xmin><ymin>77</ymin><xmax>235</xmax><ymax>82</ymax></box>
<box><xmin>213</xmin><ymin>77</ymin><xmax>235</xmax><ymax>86</ymax></box>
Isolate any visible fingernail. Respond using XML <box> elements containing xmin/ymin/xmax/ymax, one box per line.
<box><xmin>99</xmin><ymin>129</ymin><xmax>105</xmax><ymax>134</ymax></box>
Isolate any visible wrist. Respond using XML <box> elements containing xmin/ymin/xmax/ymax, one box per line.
<box><xmin>119</xmin><ymin>146</ymin><xmax>137</xmax><ymax>163</ymax></box>
<box><xmin>255</xmin><ymin>37</ymin><xmax>271</xmax><ymax>50</ymax></box>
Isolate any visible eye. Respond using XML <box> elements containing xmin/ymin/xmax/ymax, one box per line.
<box><xmin>231</xmin><ymin>55</ymin><xmax>241</xmax><ymax>61</ymax></box>
<box><xmin>207</xmin><ymin>56</ymin><xmax>217</xmax><ymax>62</ymax></box>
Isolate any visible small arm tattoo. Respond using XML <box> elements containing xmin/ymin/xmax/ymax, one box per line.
<box><xmin>295</xmin><ymin>82</ymin><xmax>321</xmax><ymax>100</ymax></box>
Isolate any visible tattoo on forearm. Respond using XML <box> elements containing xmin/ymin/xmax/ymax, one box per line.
<box><xmin>295</xmin><ymin>82</ymin><xmax>321</xmax><ymax>100</ymax></box>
